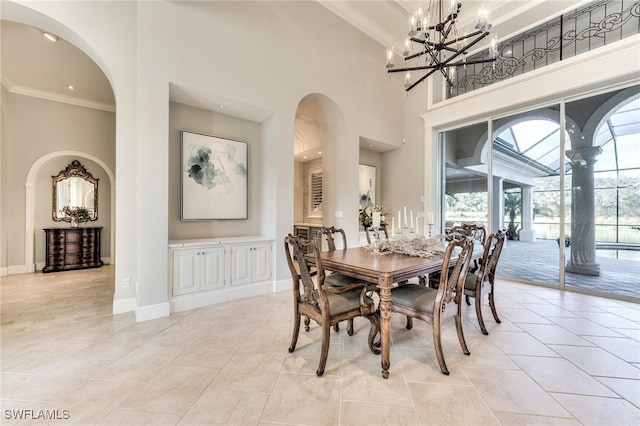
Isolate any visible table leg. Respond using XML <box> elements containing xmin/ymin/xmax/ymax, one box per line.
<box><xmin>379</xmin><ymin>277</ymin><xmax>392</xmax><ymax>379</ymax></box>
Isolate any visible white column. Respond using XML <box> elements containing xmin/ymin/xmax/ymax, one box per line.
<box><xmin>565</xmin><ymin>146</ymin><xmax>602</xmax><ymax>276</ymax></box>
<box><xmin>519</xmin><ymin>185</ymin><xmax>536</xmax><ymax>242</ymax></box>
<box><xmin>491</xmin><ymin>176</ymin><xmax>503</xmax><ymax>233</ymax></box>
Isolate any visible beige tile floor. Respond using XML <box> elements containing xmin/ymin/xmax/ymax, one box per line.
<box><xmin>1</xmin><ymin>265</ymin><xmax>639</xmax><ymax>425</ymax></box>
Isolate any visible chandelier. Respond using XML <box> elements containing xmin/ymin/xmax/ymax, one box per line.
<box><xmin>386</xmin><ymin>0</ymin><xmax>499</xmax><ymax>92</ymax></box>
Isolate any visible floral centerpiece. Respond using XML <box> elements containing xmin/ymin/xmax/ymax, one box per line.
<box><xmin>359</xmin><ymin>202</ymin><xmax>390</xmax><ymax>229</ymax></box>
<box><xmin>60</xmin><ymin>206</ymin><xmax>91</xmax><ymax>227</ymax></box>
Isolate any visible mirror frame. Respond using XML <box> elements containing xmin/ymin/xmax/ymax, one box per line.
<box><xmin>52</xmin><ymin>160</ymin><xmax>99</xmax><ymax>222</ymax></box>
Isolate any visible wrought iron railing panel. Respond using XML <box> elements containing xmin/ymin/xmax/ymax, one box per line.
<box><xmin>451</xmin><ymin>0</ymin><xmax>640</xmax><ymax>98</ymax></box>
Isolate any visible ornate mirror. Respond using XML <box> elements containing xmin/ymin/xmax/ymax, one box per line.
<box><xmin>52</xmin><ymin>160</ymin><xmax>99</xmax><ymax>222</ymax></box>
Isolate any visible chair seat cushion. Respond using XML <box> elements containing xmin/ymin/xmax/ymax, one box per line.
<box><xmin>326</xmin><ymin>289</ymin><xmax>374</xmax><ymax>316</ymax></box>
<box><xmin>464</xmin><ymin>273</ymin><xmax>479</xmax><ymax>291</ymax></box>
<box><xmin>391</xmin><ymin>284</ymin><xmax>437</xmax><ymax>314</ymax></box>
<box><xmin>326</xmin><ymin>272</ymin><xmax>377</xmax><ymax>291</ymax></box>
<box><xmin>325</xmin><ymin>272</ymin><xmax>356</xmax><ymax>287</ymax></box>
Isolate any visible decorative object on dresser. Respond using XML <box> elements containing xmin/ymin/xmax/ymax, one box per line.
<box><xmin>180</xmin><ymin>130</ymin><xmax>248</xmax><ymax>220</ymax></box>
<box><xmin>42</xmin><ymin>227</ymin><xmax>103</xmax><ymax>272</ymax></box>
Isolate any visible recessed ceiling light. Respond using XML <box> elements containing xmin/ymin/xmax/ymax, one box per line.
<box><xmin>219</xmin><ymin>104</ymin><xmax>225</xmax><ymax>109</ymax></box>
<box><xmin>317</xmin><ymin>151</ymin><xmax>322</xmax><ymax>155</ymax></box>
<box><xmin>303</xmin><ymin>156</ymin><xmax>308</xmax><ymax>159</ymax></box>
<box><xmin>43</xmin><ymin>32</ymin><xmax>58</xmax><ymax>42</ymax></box>
<box><xmin>67</xmin><ymin>85</ymin><xmax>75</xmax><ymax>90</ymax></box>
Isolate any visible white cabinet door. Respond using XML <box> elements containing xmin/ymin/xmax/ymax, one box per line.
<box><xmin>173</xmin><ymin>248</ymin><xmax>199</xmax><ymax>296</ymax></box>
<box><xmin>200</xmin><ymin>246</ymin><xmax>226</xmax><ymax>291</ymax></box>
<box><xmin>252</xmin><ymin>243</ymin><xmax>272</xmax><ymax>282</ymax></box>
<box><xmin>172</xmin><ymin>246</ymin><xmax>226</xmax><ymax>295</ymax></box>
<box><xmin>230</xmin><ymin>245</ymin><xmax>252</xmax><ymax>286</ymax></box>
<box><xmin>230</xmin><ymin>243</ymin><xmax>272</xmax><ymax>286</ymax></box>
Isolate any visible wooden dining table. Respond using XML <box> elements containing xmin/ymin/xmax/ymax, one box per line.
<box><xmin>317</xmin><ymin>245</ymin><xmax>482</xmax><ymax>379</ymax></box>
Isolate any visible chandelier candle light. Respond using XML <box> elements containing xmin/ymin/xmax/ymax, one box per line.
<box><xmin>386</xmin><ymin>0</ymin><xmax>499</xmax><ymax>92</ymax></box>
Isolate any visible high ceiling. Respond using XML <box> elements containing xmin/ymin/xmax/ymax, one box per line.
<box><xmin>0</xmin><ymin>1</ymin><xmax>580</xmax><ymax>111</ymax></box>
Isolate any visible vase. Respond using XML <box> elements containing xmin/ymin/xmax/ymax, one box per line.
<box><xmin>70</xmin><ymin>217</ymin><xmax>78</xmax><ymax>228</ymax></box>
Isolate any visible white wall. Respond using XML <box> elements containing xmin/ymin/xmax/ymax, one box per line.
<box><xmin>5</xmin><ymin>0</ymin><xmax>406</xmax><ymax>320</ymax></box>
<box><xmin>168</xmin><ymin>102</ymin><xmax>262</xmax><ymax>240</ymax></box>
<box><xmin>2</xmin><ymin>92</ymin><xmax>115</xmax><ymax>269</ymax></box>
<box><xmin>10</xmin><ymin>0</ymin><xmax>634</xmax><ymax>320</ymax></box>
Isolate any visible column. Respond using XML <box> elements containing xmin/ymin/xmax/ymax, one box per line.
<box><xmin>565</xmin><ymin>146</ymin><xmax>602</xmax><ymax>276</ymax></box>
<box><xmin>491</xmin><ymin>176</ymin><xmax>503</xmax><ymax>233</ymax></box>
<box><xmin>518</xmin><ymin>185</ymin><xmax>536</xmax><ymax>242</ymax></box>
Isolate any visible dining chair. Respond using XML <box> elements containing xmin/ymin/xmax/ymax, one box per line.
<box><xmin>284</xmin><ymin>234</ymin><xmax>380</xmax><ymax>376</ymax></box>
<box><xmin>428</xmin><ymin>223</ymin><xmax>486</xmax><ymax>287</ymax></box>
<box><xmin>364</xmin><ymin>225</ymin><xmax>389</xmax><ymax>245</ymax></box>
<box><xmin>317</xmin><ymin>226</ymin><xmax>376</xmax><ymax>335</ymax></box>
<box><xmin>390</xmin><ymin>237</ymin><xmax>474</xmax><ymax>375</ymax></box>
<box><xmin>463</xmin><ymin>230</ymin><xmax>506</xmax><ymax>335</ymax></box>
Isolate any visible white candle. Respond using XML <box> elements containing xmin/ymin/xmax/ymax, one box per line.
<box><xmin>398</xmin><ymin>210</ymin><xmax>401</xmax><ymax>229</ymax></box>
<box><xmin>372</xmin><ymin>211</ymin><xmax>381</xmax><ymax>228</ymax></box>
<box><xmin>404</xmin><ymin>206</ymin><xmax>407</xmax><ymax>226</ymax></box>
<box><xmin>426</xmin><ymin>211</ymin><xmax>434</xmax><ymax>224</ymax></box>
<box><xmin>415</xmin><ymin>220</ymin><xmax>419</xmax><ymax>236</ymax></box>
<box><xmin>410</xmin><ymin>210</ymin><xmax>414</xmax><ymax>229</ymax></box>
<box><xmin>391</xmin><ymin>217</ymin><xmax>395</xmax><ymax>235</ymax></box>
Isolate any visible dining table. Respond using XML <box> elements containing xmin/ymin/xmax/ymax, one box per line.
<box><xmin>317</xmin><ymin>245</ymin><xmax>483</xmax><ymax>379</ymax></box>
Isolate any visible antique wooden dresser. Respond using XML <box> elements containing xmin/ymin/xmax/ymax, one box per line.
<box><xmin>42</xmin><ymin>227</ymin><xmax>103</xmax><ymax>272</ymax></box>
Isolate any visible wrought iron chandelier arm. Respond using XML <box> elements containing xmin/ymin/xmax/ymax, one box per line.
<box><xmin>437</xmin><ymin>31</ymin><xmax>491</xmax><ymax>66</ymax></box>
<box><xmin>406</xmin><ymin>68</ymin><xmax>438</xmax><ymax>91</ymax></box>
<box><xmin>388</xmin><ymin>63</ymin><xmax>442</xmax><ymax>73</ymax></box>
<box><xmin>447</xmin><ymin>57</ymin><xmax>497</xmax><ymax>67</ymax></box>
<box><xmin>405</xmin><ymin>43</ymin><xmax>437</xmax><ymax>61</ymax></box>
<box><xmin>441</xmin><ymin>30</ymin><xmax>484</xmax><ymax>47</ymax></box>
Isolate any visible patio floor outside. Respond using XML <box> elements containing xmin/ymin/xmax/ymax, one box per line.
<box><xmin>496</xmin><ymin>239</ymin><xmax>640</xmax><ymax>301</ymax></box>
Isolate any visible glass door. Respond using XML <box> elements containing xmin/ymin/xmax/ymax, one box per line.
<box><xmin>441</xmin><ymin>122</ymin><xmax>489</xmax><ymax>234</ymax></box>
<box><xmin>490</xmin><ymin>106</ymin><xmax>563</xmax><ymax>286</ymax></box>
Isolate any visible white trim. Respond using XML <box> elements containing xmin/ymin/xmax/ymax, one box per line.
<box><xmin>9</xmin><ymin>86</ymin><xmax>115</xmax><ymax>112</ymax></box>
<box><xmin>7</xmin><ymin>265</ymin><xmax>28</xmax><ymax>275</ymax></box>
<box><xmin>113</xmin><ymin>297</ymin><xmax>136</xmax><ymax>315</ymax></box>
<box><xmin>135</xmin><ymin>302</ymin><xmax>171</xmax><ymax>322</ymax></box>
<box><xmin>421</xmin><ymin>35</ymin><xmax>640</xmax><ymax>129</ymax></box>
<box><xmin>170</xmin><ymin>281</ymin><xmax>274</xmax><ymax>313</ymax></box>
<box><xmin>0</xmin><ymin>267</ymin><xmax>6</xmax><ymax>277</ymax></box>
<box><xmin>273</xmin><ymin>277</ymin><xmax>292</xmax><ymax>293</ymax></box>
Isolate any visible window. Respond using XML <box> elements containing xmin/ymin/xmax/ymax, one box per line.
<box><xmin>309</xmin><ymin>169</ymin><xmax>322</xmax><ymax>217</ymax></box>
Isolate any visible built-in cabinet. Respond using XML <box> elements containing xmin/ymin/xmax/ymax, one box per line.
<box><xmin>172</xmin><ymin>246</ymin><xmax>225</xmax><ymax>296</ymax></box>
<box><xmin>168</xmin><ymin>236</ymin><xmax>273</xmax><ymax>312</ymax></box>
<box><xmin>230</xmin><ymin>243</ymin><xmax>272</xmax><ymax>286</ymax></box>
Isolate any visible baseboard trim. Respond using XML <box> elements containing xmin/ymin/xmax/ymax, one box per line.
<box><xmin>273</xmin><ymin>277</ymin><xmax>292</xmax><ymax>293</ymax></box>
<box><xmin>0</xmin><ymin>267</ymin><xmax>7</xmax><ymax>276</ymax></box>
<box><xmin>7</xmin><ymin>265</ymin><xmax>28</xmax><ymax>275</ymax></box>
<box><xmin>112</xmin><ymin>297</ymin><xmax>136</xmax><ymax>314</ymax></box>
<box><xmin>135</xmin><ymin>301</ymin><xmax>171</xmax><ymax>322</ymax></box>
<box><xmin>171</xmin><ymin>281</ymin><xmax>273</xmax><ymax>313</ymax></box>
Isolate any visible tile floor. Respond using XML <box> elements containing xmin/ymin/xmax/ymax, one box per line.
<box><xmin>1</xmin><ymin>265</ymin><xmax>639</xmax><ymax>425</ymax></box>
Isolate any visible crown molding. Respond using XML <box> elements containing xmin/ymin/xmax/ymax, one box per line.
<box><xmin>8</xmin><ymin>85</ymin><xmax>115</xmax><ymax>112</ymax></box>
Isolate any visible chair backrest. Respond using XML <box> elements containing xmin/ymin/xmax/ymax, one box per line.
<box><xmin>317</xmin><ymin>226</ymin><xmax>347</xmax><ymax>251</ymax></box>
<box><xmin>484</xmin><ymin>230</ymin><xmax>505</xmax><ymax>283</ymax></box>
<box><xmin>364</xmin><ymin>225</ymin><xmax>389</xmax><ymax>244</ymax></box>
<box><xmin>436</xmin><ymin>237</ymin><xmax>474</xmax><ymax>310</ymax></box>
<box><xmin>450</xmin><ymin>224</ymin><xmax>487</xmax><ymax>245</ymax></box>
<box><xmin>284</xmin><ymin>234</ymin><xmax>325</xmax><ymax>308</ymax></box>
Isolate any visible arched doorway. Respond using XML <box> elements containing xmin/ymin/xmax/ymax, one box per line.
<box><xmin>292</xmin><ymin>94</ymin><xmax>352</xmax><ymax>244</ymax></box>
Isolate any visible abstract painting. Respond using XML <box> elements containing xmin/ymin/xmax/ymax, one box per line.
<box><xmin>359</xmin><ymin>164</ymin><xmax>376</xmax><ymax>208</ymax></box>
<box><xmin>181</xmin><ymin>130</ymin><xmax>248</xmax><ymax>220</ymax></box>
